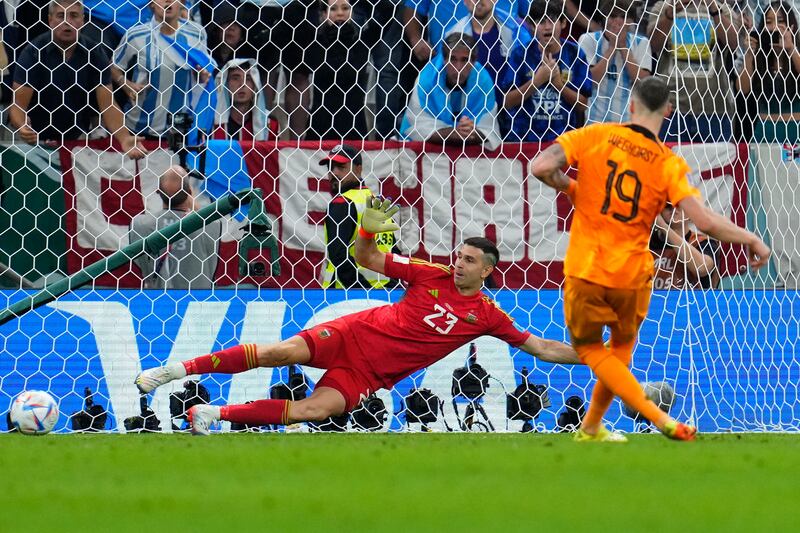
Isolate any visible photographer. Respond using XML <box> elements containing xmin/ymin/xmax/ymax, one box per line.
<box><xmin>651</xmin><ymin>203</ymin><xmax>720</xmax><ymax>289</ymax></box>
<box><xmin>737</xmin><ymin>1</ymin><xmax>800</xmax><ymax>142</ymax></box>
<box><xmin>129</xmin><ymin>165</ymin><xmax>223</xmax><ymax>289</ymax></box>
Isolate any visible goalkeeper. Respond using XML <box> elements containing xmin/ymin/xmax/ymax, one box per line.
<box><xmin>136</xmin><ymin>199</ymin><xmax>581</xmax><ymax>434</ymax></box>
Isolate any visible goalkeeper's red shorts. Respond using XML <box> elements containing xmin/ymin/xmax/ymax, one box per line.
<box><xmin>298</xmin><ymin>319</ymin><xmax>382</xmax><ymax>412</ymax></box>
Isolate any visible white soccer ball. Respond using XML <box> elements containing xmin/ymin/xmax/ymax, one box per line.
<box><xmin>9</xmin><ymin>390</ymin><xmax>60</xmax><ymax>435</ymax></box>
<box><xmin>623</xmin><ymin>381</ymin><xmax>675</xmax><ymax>421</ymax></box>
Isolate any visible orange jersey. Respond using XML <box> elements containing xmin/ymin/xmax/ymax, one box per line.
<box><xmin>556</xmin><ymin>123</ymin><xmax>700</xmax><ymax>289</ymax></box>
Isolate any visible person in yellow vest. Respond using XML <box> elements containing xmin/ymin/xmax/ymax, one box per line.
<box><xmin>319</xmin><ymin>144</ymin><xmax>399</xmax><ymax>288</ymax></box>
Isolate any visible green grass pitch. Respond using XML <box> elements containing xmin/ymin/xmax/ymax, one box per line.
<box><xmin>1</xmin><ymin>433</ymin><xmax>798</xmax><ymax>532</ymax></box>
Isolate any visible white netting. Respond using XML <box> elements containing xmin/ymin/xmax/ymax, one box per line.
<box><xmin>0</xmin><ymin>0</ymin><xmax>798</xmax><ymax>433</ymax></box>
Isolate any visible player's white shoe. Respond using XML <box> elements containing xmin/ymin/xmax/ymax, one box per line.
<box><xmin>188</xmin><ymin>405</ymin><xmax>219</xmax><ymax>435</ymax></box>
<box><xmin>134</xmin><ymin>363</ymin><xmax>187</xmax><ymax>393</ymax></box>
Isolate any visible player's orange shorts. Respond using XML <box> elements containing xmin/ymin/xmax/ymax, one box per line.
<box><xmin>297</xmin><ymin>318</ymin><xmax>382</xmax><ymax>411</ymax></box>
<box><xmin>563</xmin><ymin>276</ymin><xmax>651</xmax><ymax>347</ymax></box>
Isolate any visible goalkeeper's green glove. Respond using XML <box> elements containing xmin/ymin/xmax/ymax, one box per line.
<box><xmin>360</xmin><ymin>197</ymin><xmax>400</xmax><ymax>236</ymax></box>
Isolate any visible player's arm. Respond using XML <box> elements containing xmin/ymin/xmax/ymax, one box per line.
<box><xmin>529</xmin><ymin>142</ymin><xmax>573</xmax><ymax>192</ymax></box>
<box><xmin>354</xmin><ymin>198</ymin><xmax>400</xmax><ymax>276</ymax></box>
<box><xmin>677</xmin><ymin>195</ymin><xmax>770</xmax><ymax>269</ymax></box>
<box><xmin>518</xmin><ymin>334</ymin><xmax>581</xmax><ymax>364</ymax></box>
<box><xmin>655</xmin><ymin>214</ymin><xmax>716</xmax><ymax>277</ymax></box>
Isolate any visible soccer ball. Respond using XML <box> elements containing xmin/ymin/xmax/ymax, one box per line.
<box><xmin>9</xmin><ymin>390</ymin><xmax>59</xmax><ymax>435</ymax></box>
<box><xmin>623</xmin><ymin>381</ymin><xmax>675</xmax><ymax>421</ymax></box>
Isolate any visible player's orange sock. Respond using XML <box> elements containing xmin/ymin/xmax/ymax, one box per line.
<box><xmin>577</xmin><ymin>343</ymin><xmax>614</xmax><ymax>431</ymax></box>
<box><xmin>220</xmin><ymin>399</ymin><xmax>291</xmax><ymax>425</ymax></box>
<box><xmin>580</xmin><ymin>343</ymin><xmax>669</xmax><ymax>429</ymax></box>
<box><xmin>183</xmin><ymin>344</ymin><xmax>259</xmax><ymax>375</ymax></box>
<box><xmin>582</xmin><ymin>380</ymin><xmax>614</xmax><ymax>431</ymax></box>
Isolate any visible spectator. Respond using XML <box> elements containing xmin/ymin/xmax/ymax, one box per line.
<box><xmin>564</xmin><ymin>0</ymin><xmax>602</xmax><ymax>40</ymax></box>
<box><xmin>401</xmin><ymin>33</ymin><xmax>502</xmax><ymax>149</ymax></box>
<box><xmin>213</xmin><ymin>58</ymin><xmax>275</xmax><ymax>141</ymax></box>
<box><xmin>9</xmin><ymin>0</ymin><xmax>147</xmax><ymax>157</ymax></box>
<box><xmin>362</xmin><ymin>0</ymin><xmax>417</xmax><ymax>139</ymax></box>
<box><xmin>240</xmin><ymin>0</ymin><xmax>316</xmax><ymax>139</ymax></box>
<box><xmin>737</xmin><ymin>0</ymin><xmax>800</xmax><ymax>141</ymax></box>
<box><xmin>319</xmin><ymin>144</ymin><xmax>398</xmax><ymax>289</ymax></box>
<box><xmin>578</xmin><ymin>0</ymin><xmax>652</xmax><ymax>123</ymax></box>
<box><xmin>111</xmin><ymin>0</ymin><xmax>212</xmax><ymax>138</ymax></box>
<box><xmin>647</xmin><ymin>0</ymin><xmax>740</xmax><ymax>141</ymax></box>
<box><xmin>501</xmin><ymin>1</ymin><xmax>591</xmax><ymax>142</ymax></box>
<box><xmin>129</xmin><ymin>164</ymin><xmax>223</xmax><ymax>289</ymax></box>
<box><xmin>650</xmin><ymin>203</ymin><xmax>720</xmax><ymax>289</ymax></box>
<box><xmin>445</xmin><ymin>0</ymin><xmax>532</xmax><ymax>87</ymax></box>
<box><xmin>403</xmin><ymin>0</ymin><xmax>526</xmax><ymax>65</ymax></box>
<box><xmin>306</xmin><ymin>0</ymin><xmax>375</xmax><ymax>140</ymax></box>
<box><xmin>209</xmin><ymin>1</ymin><xmax>258</xmax><ymax>68</ymax></box>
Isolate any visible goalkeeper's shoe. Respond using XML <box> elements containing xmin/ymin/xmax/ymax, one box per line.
<box><xmin>574</xmin><ymin>425</ymin><xmax>628</xmax><ymax>443</ymax></box>
<box><xmin>188</xmin><ymin>405</ymin><xmax>219</xmax><ymax>436</ymax></box>
<box><xmin>662</xmin><ymin>419</ymin><xmax>697</xmax><ymax>441</ymax></box>
<box><xmin>134</xmin><ymin>363</ymin><xmax>187</xmax><ymax>393</ymax></box>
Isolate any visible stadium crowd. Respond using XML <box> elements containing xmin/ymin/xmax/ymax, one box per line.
<box><xmin>3</xmin><ymin>0</ymin><xmax>799</xmax><ymax>145</ymax></box>
<box><xmin>2</xmin><ymin>0</ymin><xmax>794</xmax><ymax>288</ymax></box>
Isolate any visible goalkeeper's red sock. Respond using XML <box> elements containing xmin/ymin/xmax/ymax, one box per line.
<box><xmin>220</xmin><ymin>399</ymin><xmax>291</xmax><ymax>425</ymax></box>
<box><xmin>183</xmin><ymin>344</ymin><xmax>259</xmax><ymax>375</ymax></box>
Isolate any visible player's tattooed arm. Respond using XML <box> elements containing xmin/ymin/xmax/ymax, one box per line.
<box><xmin>520</xmin><ymin>335</ymin><xmax>581</xmax><ymax>365</ymax></box>
<box><xmin>529</xmin><ymin>143</ymin><xmax>572</xmax><ymax>192</ymax></box>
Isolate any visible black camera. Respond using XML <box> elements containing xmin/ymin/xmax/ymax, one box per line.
<box><xmin>124</xmin><ymin>396</ymin><xmax>162</xmax><ymax>433</ymax></box>
<box><xmin>404</xmin><ymin>388</ymin><xmax>440</xmax><ymax>425</ymax></box>
<box><xmin>239</xmin><ymin>222</ymin><xmax>281</xmax><ymax>279</ymax></box>
<box><xmin>451</xmin><ymin>343</ymin><xmax>489</xmax><ymax>400</ymax></box>
<box><xmin>556</xmin><ymin>395</ymin><xmax>586</xmax><ymax>433</ymax></box>
<box><xmin>506</xmin><ymin>367</ymin><xmax>550</xmax><ymax>422</ymax></box>
<box><xmin>169</xmin><ymin>110</ymin><xmax>193</xmax><ymax>149</ymax></box>
<box><xmin>168</xmin><ymin>110</ymin><xmax>194</xmax><ymax>167</ymax></box>
<box><xmin>269</xmin><ymin>365</ymin><xmax>308</xmax><ymax>402</ymax></box>
<box><xmin>309</xmin><ymin>413</ymin><xmax>350</xmax><ymax>432</ymax></box>
<box><xmin>70</xmin><ymin>387</ymin><xmax>108</xmax><ymax>432</ymax></box>
<box><xmin>169</xmin><ymin>380</ymin><xmax>210</xmax><ymax>425</ymax></box>
<box><xmin>351</xmin><ymin>393</ymin><xmax>388</xmax><ymax>431</ymax></box>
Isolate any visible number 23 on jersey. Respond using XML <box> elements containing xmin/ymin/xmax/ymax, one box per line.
<box><xmin>423</xmin><ymin>304</ymin><xmax>458</xmax><ymax>334</ymax></box>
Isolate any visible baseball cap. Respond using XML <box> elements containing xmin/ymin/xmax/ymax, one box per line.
<box><xmin>318</xmin><ymin>144</ymin><xmax>362</xmax><ymax>166</ymax></box>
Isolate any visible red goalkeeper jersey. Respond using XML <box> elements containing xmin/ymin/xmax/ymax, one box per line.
<box><xmin>335</xmin><ymin>254</ymin><xmax>532</xmax><ymax>388</ymax></box>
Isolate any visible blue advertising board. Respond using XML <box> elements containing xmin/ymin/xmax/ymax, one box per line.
<box><xmin>1</xmin><ymin>289</ymin><xmax>798</xmax><ymax>432</ymax></box>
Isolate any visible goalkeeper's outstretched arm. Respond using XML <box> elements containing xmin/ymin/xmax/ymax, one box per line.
<box><xmin>354</xmin><ymin>198</ymin><xmax>400</xmax><ymax>275</ymax></box>
<box><xmin>519</xmin><ymin>334</ymin><xmax>581</xmax><ymax>364</ymax></box>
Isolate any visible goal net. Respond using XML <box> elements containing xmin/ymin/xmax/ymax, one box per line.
<box><xmin>0</xmin><ymin>0</ymin><xmax>798</xmax><ymax>433</ymax></box>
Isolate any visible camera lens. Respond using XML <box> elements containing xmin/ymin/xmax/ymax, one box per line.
<box><xmin>250</xmin><ymin>261</ymin><xmax>267</xmax><ymax>276</ymax></box>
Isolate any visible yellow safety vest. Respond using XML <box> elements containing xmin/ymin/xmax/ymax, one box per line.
<box><xmin>322</xmin><ymin>187</ymin><xmax>397</xmax><ymax>288</ymax></box>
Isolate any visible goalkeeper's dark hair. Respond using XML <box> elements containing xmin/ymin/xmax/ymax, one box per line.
<box><xmin>463</xmin><ymin>237</ymin><xmax>500</xmax><ymax>267</ymax></box>
<box><xmin>632</xmin><ymin>77</ymin><xmax>671</xmax><ymax>113</ymax></box>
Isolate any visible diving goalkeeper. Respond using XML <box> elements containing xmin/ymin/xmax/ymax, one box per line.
<box><xmin>135</xmin><ymin>199</ymin><xmax>581</xmax><ymax>434</ymax></box>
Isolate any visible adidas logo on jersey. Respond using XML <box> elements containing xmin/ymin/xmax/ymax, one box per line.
<box><xmin>428</xmin><ymin>289</ymin><xmax>439</xmax><ymax>298</ymax></box>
